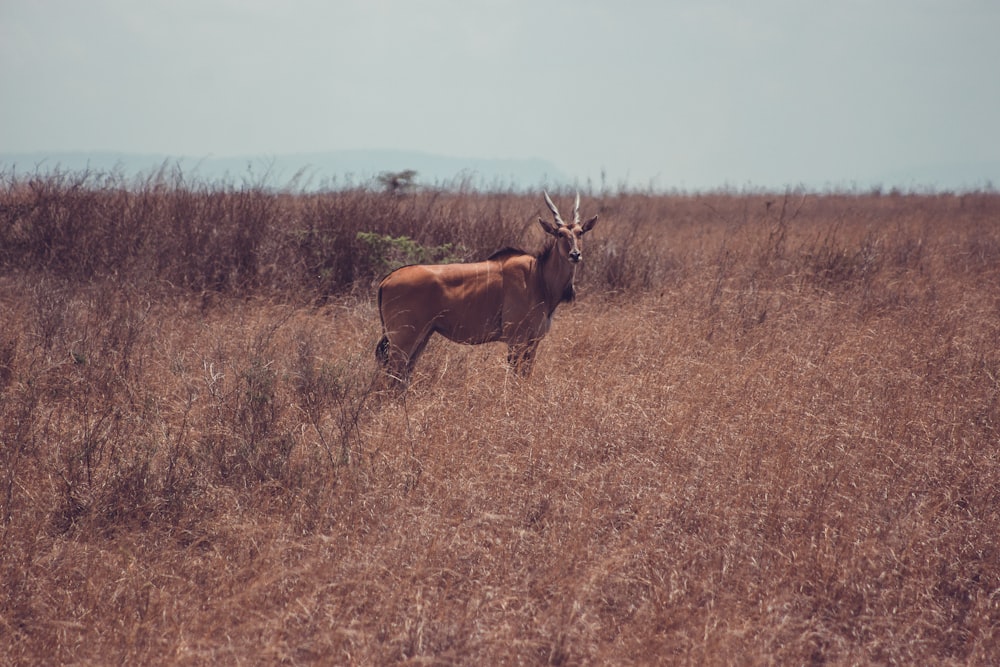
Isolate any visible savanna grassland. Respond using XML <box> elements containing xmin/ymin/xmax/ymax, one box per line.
<box><xmin>1</xmin><ymin>170</ymin><xmax>998</xmax><ymax>665</ymax></box>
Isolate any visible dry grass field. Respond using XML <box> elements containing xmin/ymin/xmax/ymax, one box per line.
<box><xmin>1</xmin><ymin>172</ymin><xmax>998</xmax><ymax>664</ymax></box>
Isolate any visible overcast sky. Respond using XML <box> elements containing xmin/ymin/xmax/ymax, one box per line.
<box><xmin>2</xmin><ymin>0</ymin><xmax>998</xmax><ymax>190</ymax></box>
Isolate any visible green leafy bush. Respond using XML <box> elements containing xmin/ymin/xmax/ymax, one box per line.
<box><xmin>355</xmin><ymin>231</ymin><xmax>465</xmax><ymax>275</ymax></box>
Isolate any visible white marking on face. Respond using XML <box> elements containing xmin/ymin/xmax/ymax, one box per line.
<box><xmin>564</xmin><ymin>226</ymin><xmax>583</xmax><ymax>263</ymax></box>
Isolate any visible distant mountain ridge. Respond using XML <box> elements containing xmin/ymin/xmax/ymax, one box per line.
<box><xmin>3</xmin><ymin>151</ymin><xmax>995</xmax><ymax>192</ymax></box>
<box><xmin>0</xmin><ymin>150</ymin><xmax>568</xmax><ymax>190</ymax></box>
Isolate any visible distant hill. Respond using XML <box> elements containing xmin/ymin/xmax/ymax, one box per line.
<box><xmin>4</xmin><ymin>151</ymin><xmax>995</xmax><ymax>193</ymax></box>
<box><xmin>872</xmin><ymin>161</ymin><xmax>999</xmax><ymax>192</ymax></box>
<box><xmin>0</xmin><ymin>150</ymin><xmax>567</xmax><ymax>190</ymax></box>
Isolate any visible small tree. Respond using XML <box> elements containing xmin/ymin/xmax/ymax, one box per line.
<box><xmin>376</xmin><ymin>169</ymin><xmax>418</xmax><ymax>194</ymax></box>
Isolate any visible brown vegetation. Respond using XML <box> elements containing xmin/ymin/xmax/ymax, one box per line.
<box><xmin>1</xmin><ymin>171</ymin><xmax>998</xmax><ymax>664</ymax></box>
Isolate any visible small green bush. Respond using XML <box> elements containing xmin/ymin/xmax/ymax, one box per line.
<box><xmin>355</xmin><ymin>231</ymin><xmax>465</xmax><ymax>276</ymax></box>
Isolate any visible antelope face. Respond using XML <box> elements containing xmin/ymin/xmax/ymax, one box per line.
<box><xmin>538</xmin><ymin>191</ymin><xmax>599</xmax><ymax>265</ymax></box>
<box><xmin>553</xmin><ymin>223</ymin><xmax>586</xmax><ymax>263</ymax></box>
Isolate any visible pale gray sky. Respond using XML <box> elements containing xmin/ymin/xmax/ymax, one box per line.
<box><xmin>2</xmin><ymin>0</ymin><xmax>998</xmax><ymax>189</ymax></box>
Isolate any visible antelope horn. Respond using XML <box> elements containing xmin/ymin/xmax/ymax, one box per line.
<box><xmin>573</xmin><ymin>192</ymin><xmax>581</xmax><ymax>225</ymax></box>
<box><xmin>543</xmin><ymin>191</ymin><xmax>565</xmax><ymax>227</ymax></box>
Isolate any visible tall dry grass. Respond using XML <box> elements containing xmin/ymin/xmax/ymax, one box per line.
<box><xmin>1</xmin><ymin>171</ymin><xmax>998</xmax><ymax>664</ymax></box>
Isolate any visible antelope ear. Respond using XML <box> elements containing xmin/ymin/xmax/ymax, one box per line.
<box><xmin>538</xmin><ymin>217</ymin><xmax>561</xmax><ymax>236</ymax></box>
<box><xmin>581</xmin><ymin>214</ymin><xmax>599</xmax><ymax>234</ymax></box>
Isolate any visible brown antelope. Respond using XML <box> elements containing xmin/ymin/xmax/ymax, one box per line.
<box><xmin>375</xmin><ymin>192</ymin><xmax>599</xmax><ymax>386</ymax></box>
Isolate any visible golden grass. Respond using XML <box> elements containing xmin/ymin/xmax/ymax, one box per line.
<box><xmin>1</xmin><ymin>183</ymin><xmax>998</xmax><ymax>664</ymax></box>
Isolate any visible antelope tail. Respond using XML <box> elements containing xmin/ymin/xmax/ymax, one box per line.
<box><xmin>375</xmin><ymin>335</ymin><xmax>390</xmax><ymax>365</ymax></box>
<box><xmin>375</xmin><ymin>282</ymin><xmax>389</xmax><ymax>365</ymax></box>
